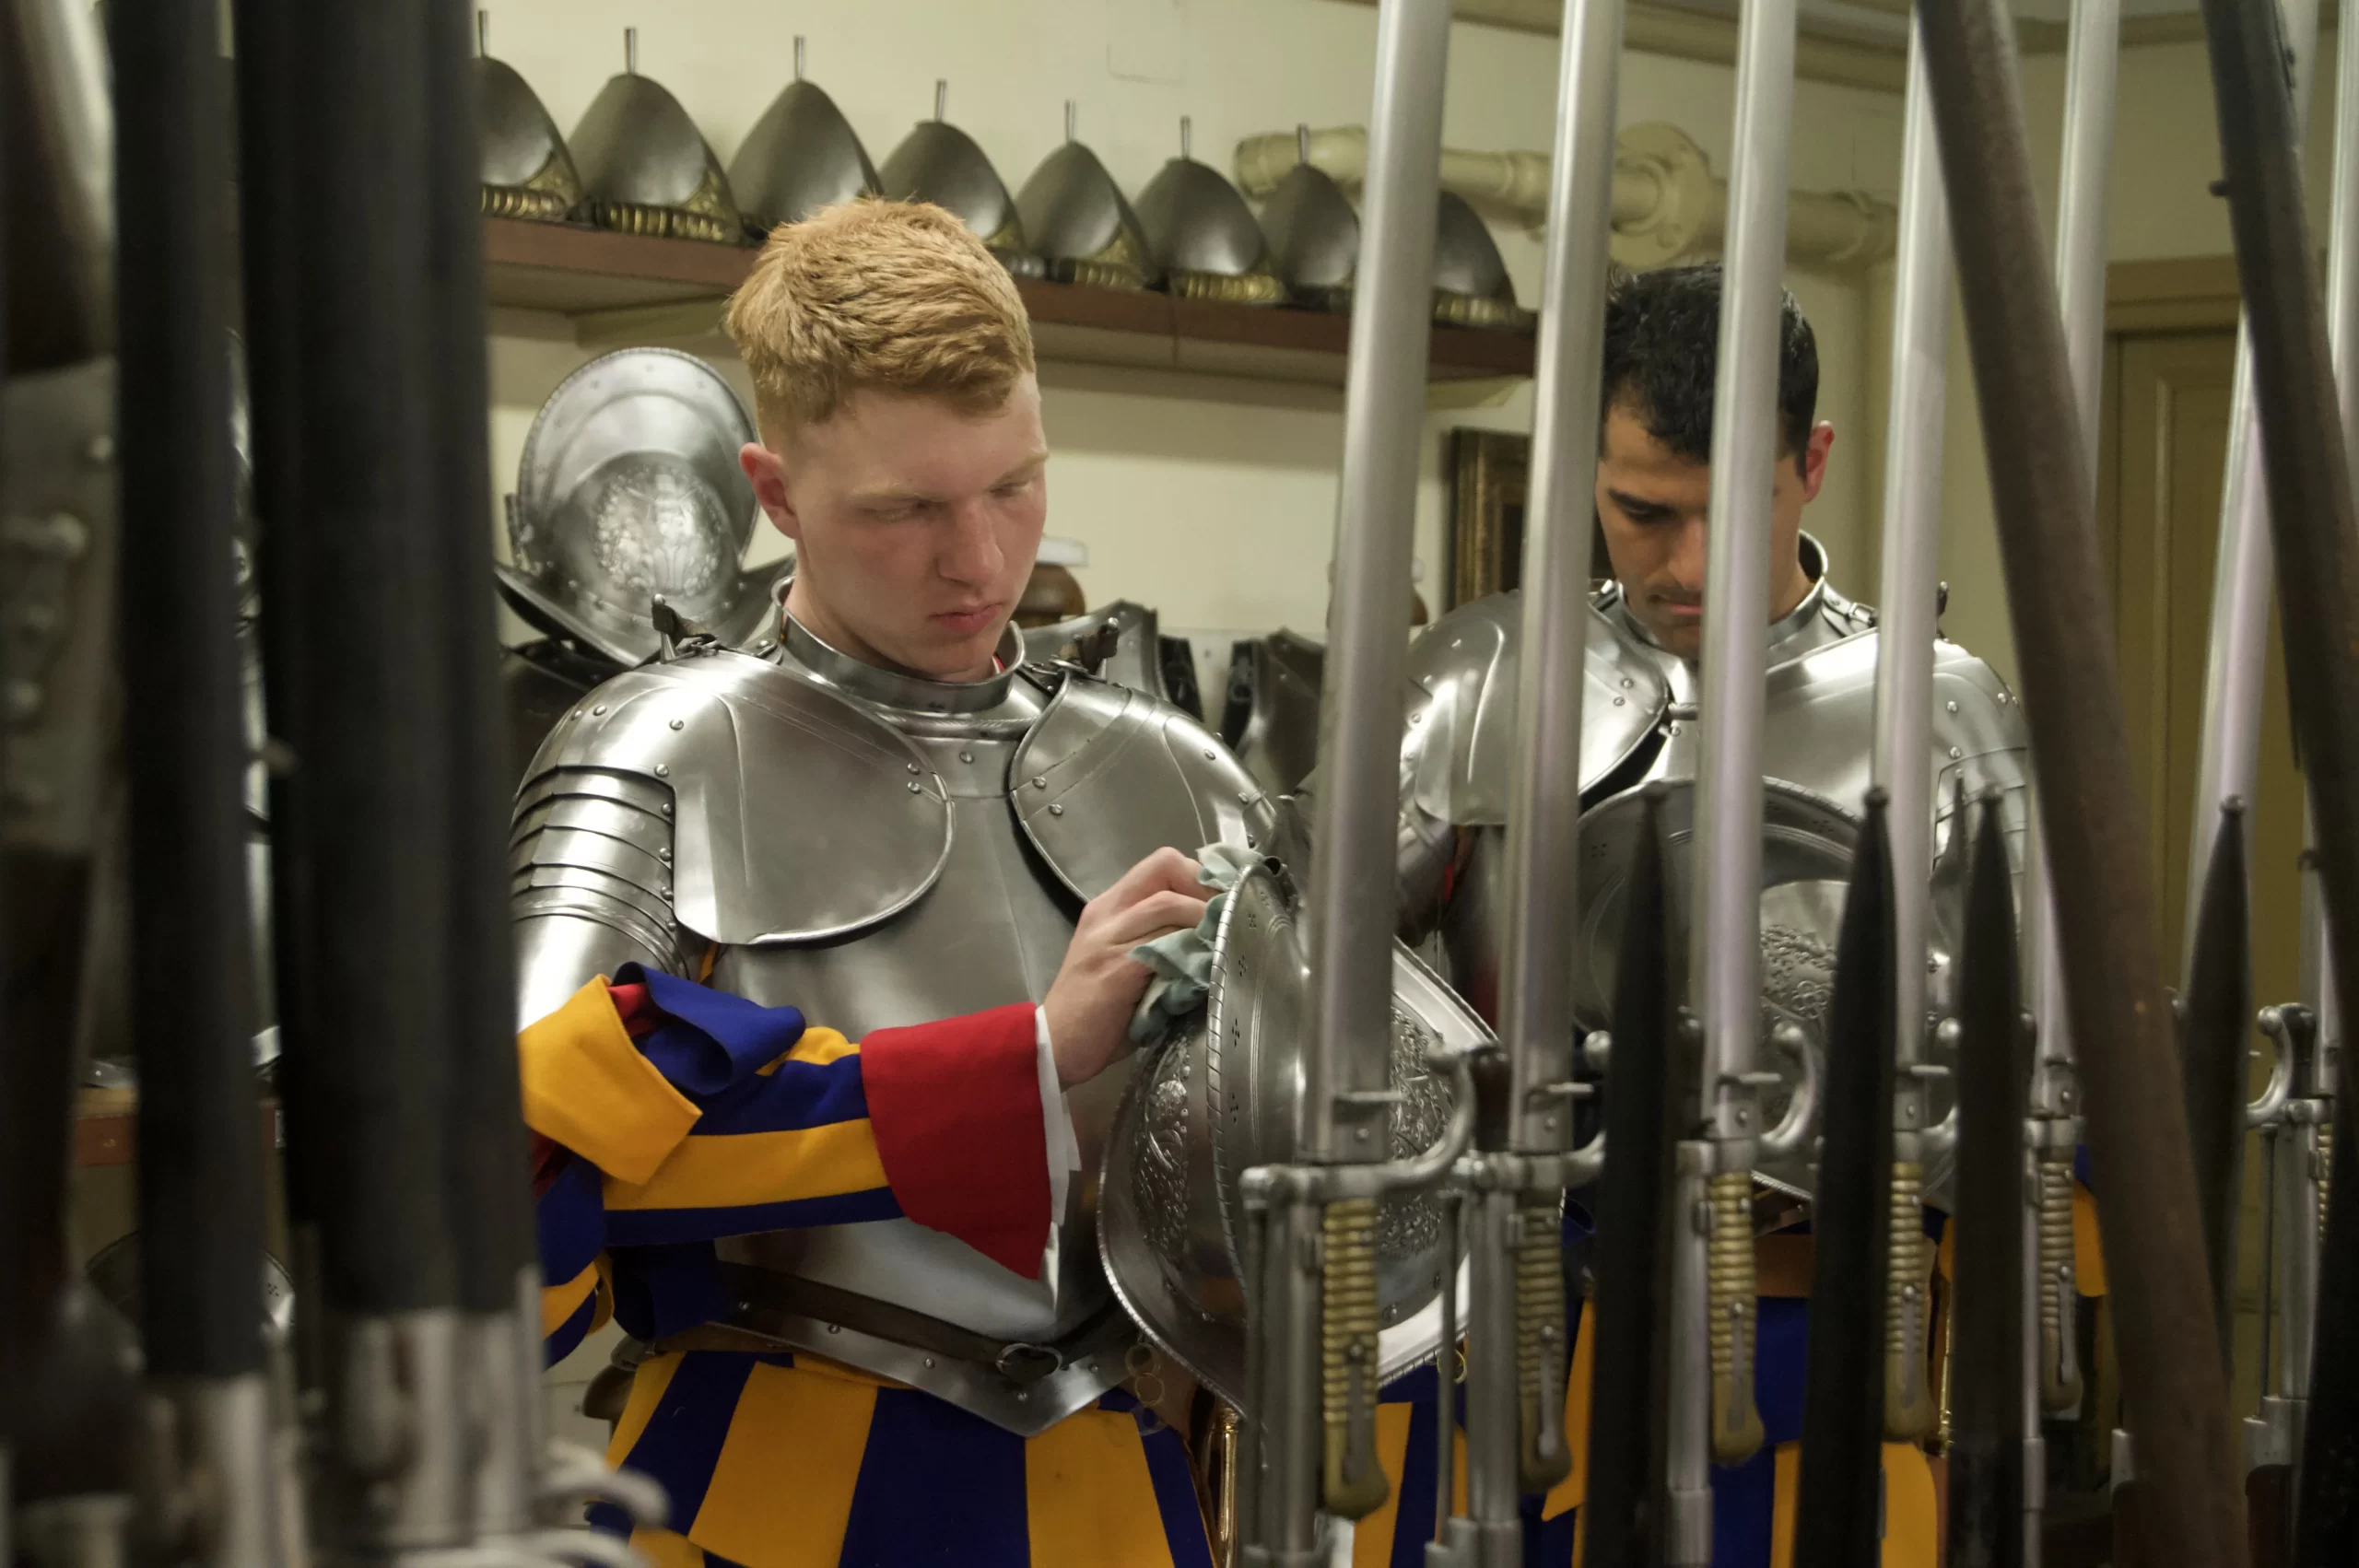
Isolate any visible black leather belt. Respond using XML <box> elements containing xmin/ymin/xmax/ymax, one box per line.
<box><xmin>651</xmin><ymin>1263</ymin><xmax>1133</xmax><ymax>1386</ymax></box>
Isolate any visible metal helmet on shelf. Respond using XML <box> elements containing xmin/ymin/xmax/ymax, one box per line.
<box><xmin>568</xmin><ymin>28</ymin><xmax>745</xmax><ymax>244</ymax></box>
<box><xmin>498</xmin><ymin>347</ymin><xmax>786</xmax><ymax>666</ymax></box>
<box><xmin>1431</xmin><ymin>190</ymin><xmax>1532</xmax><ymax>330</ymax></box>
<box><xmin>1014</xmin><ymin>100</ymin><xmax>1159</xmax><ymax>291</ymax></box>
<box><xmin>726</xmin><ymin>36</ymin><xmax>881</xmax><ymax>240</ymax></box>
<box><xmin>1256</xmin><ymin>124</ymin><xmax>1359</xmax><ymax>313</ymax></box>
<box><xmin>880</xmin><ymin>80</ymin><xmax>1044</xmax><ymax>278</ymax></box>
<box><xmin>1133</xmin><ymin>116</ymin><xmax>1285</xmax><ymax>305</ymax></box>
<box><xmin>473</xmin><ymin>10</ymin><xmax>581</xmax><ymax>223</ymax></box>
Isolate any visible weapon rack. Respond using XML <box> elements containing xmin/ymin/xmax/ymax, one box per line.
<box><xmin>480</xmin><ymin>215</ymin><xmax>1539</xmax><ymax>388</ymax></box>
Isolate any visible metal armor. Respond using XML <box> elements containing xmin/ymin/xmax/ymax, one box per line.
<box><xmin>1432</xmin><ymin>192</ymin><xmax>1534</xmax><ymax>331</ymax></box>
<box><xmin>879</xmin><ymin>84</ymin><xmax>1044</xmax><ymax>278</ymax></box>
<box><xmin>567</xmin><ymin>44</ymin><xmax>744</xmax><ymax>244</ymax></box>
<box><xmin>1221</xmin><ymin>629</ymin><xmax>1327</xmax><ymax>796</ymax></box>
<box><xmin>1258</xmin><ymin>133</ymin><xmax>1359</xmax><ymax>312</ymax></box>
<box><xmin>1400</xmin><ymin>537</ymin><xmax>2028</xmax><ymax>1193</ymax></box>
<box><xmin>509</xmin><ymin>612</ymin><xmax>1275</xmax><ymax>1433</ymax></box>
<box><xmin>473</xmin><ymin>27</ymin><xmax>581</xmax><ymax>224</ymax></box>
<box><xmin>1133</xmin><ymin>121</ymin><xmax>1286</xmax><ymax>305</ymax></box>
<box><xmin>725</xmin><ymin>46</ymin><xmax>881</xmax><ymax>239</ymax></box>
<box><xmin>1015</xmin><ymin>106</ymin><xmax>1158</xmax><ymax>291</ymax></box>
<box><xmin>1022</xmin><ymin>600</ymin><xmax>1201</xmax><ymax>719</ymax></box>
<box><xmin>497</xmin><ymin>347</ymin><xmax>787</xmax><ymax>667</ymax></box>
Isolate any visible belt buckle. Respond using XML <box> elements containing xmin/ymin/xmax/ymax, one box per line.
<box><xmin>995</xmin><ymin>1342</ymin><xmax>1063</xmax><ymax>1384</ymax></box>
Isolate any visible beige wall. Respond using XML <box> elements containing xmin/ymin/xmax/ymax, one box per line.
<box><xmin>480</xmin><ymin>0</ymin><xmax>1906</xmax><ymax>653</ymax></box>
<box><xmin>1931</xmin><ymin>35</ymin><xmax>2345</xmax><ymax>687</ymax></box>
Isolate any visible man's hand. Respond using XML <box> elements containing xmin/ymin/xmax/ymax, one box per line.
<box><xmin>1043</xmin><ymin>848</ymin><xmax>1213</xmax><ymax>1090</ymax></box>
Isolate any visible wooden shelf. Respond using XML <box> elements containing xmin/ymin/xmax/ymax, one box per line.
<box><xmin>482</xmin><ymin>216</ymin><xmax>1534</xmax><ymax>387</ymax></box>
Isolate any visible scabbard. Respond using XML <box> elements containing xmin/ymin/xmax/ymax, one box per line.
<box><xmin>1915</xmin><ymin>1</ymin><xmax>2247</xmax><ymax>1559</ymax></box>
<box><xmin>1944</xmin><ymin>799</ymin><xmax>2028</xmax><ymax>1568</ymax></box>
<box><xmin>2180</xmin><ymin>801</ymin><xmax>2252</xmax><ymax>1375</ymax></box>
<box><xmin>1791</xmin><ymin>791</ymin><xmax>1897</xmax><ymax>1566</ymax></box>
<box><xmin>112</xmin><ymin>0</ymin><xmax>267</xmax><ymax>1382</ymax></box>
<box><xmin>1579</xmin><ymin>785</ymin><xmax>1679</xmax><ymax>1568</ymax></box>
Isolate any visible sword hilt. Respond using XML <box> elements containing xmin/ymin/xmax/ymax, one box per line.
<box><xmin>1884</xmin><ymin>1159</ymin><xmax>1937</xmax><ymax>1441</ymax></box>
<box><xmin>1320</xmin><ymin>1197</ymin><xmax>1389</xmax><ymax>1519</ymax></box>
<box><xmin>1516</xmin><ymin>1193</ymin><xmax>1573</xmax><ymax>1492</ymax></box>
<box><xmin>2038</xmin><ymin>1153</ymin><xmax>2084</xmax><ymax>1411</ymax></box>
<box><xmin>1706</xmin><ymin>1169</ymin><xmax>1765</xmax><ymax>1463</ymax></box>
<box><xmin>2319</xmin><ymin>1117</ymin><xmax>2335</xmax><ymax>1246</ymax></box>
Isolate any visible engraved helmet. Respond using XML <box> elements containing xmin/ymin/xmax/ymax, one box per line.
<box><xmin>473</xmin><ymin>13</ymin><xmax>581</xmax><ymax>224</ymax></box>
<box><xmin>726</xmin><ymin>38</ymin><xmax>880</xmax><ymax>240</ymax></box>
<box><xmin>1015</xmin><ymin>101</ymin><xmax>1159</xmax><ymax>291</ymax></box>
<box><xmin>568</xmin><ymin>29</ymin><xmax>745</xmax><ymax>244</ymax></box>
<box><xmin>1567</xmin><ymin>778</ymin><xmax>1966</xmax><ymax>1199</ymax></box>
<box><xmin>1099</xmin><ymin>858</ymin><xmax>1487</xmax><ymax>1410</ymax></box>
<box><xmin>1133</xmin><ymin>118</ymin><xmax>1285</xmax><ymax>305</ymax></box>
<box><xmin>880</xmin><ymin>81</ymin><xmax>1044</xmax><ymax>277</ymax></box>
<box><xmin>1257</xmin><ymin>126</ymin><xmax>1359</xmax><ymax>312</ymax></box>
<box><xmin>1433</xmin><ymin>191</ymin><xmax>1533</xmax><ymax>331</ymax></box>
<box><xmin>498</xmin><ymin>347</ymin><xmax>784</xmax><ymax>666</ymax></box>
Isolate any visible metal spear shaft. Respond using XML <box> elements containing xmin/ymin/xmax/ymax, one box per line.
<box><xmin>1666</xmin><ymin>3</ymin><xmax>1800</xmax><ymax>1562</ymax></box>
<box><xmin>1437</xmin><ymin>3</ymin><xmax>1622</xmax><ymax>1562</ymax></box>
<box><xmin>1916</xmin><ymin>0</ymin><xmax>2248</xmax><ymax>1561</ymax></box>
<box><xmin>1867</xmin><ymin>12</ymin><xmax>1952</xmax><ymax>1463</ymax></box>
<box><xmin>1249</xmin><ymin>0</ymin><xmax>1451</xmax><ymax>1557</ymax></box>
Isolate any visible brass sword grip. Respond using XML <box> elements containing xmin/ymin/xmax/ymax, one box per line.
<box><xmin>1707</xmin><ymin>1169</ymin><xmax>1766</xmax><ymax>1464</ymax></box>
<box><xmin>1320</xmin><ymin>1199</ymin><xmax>1390</xmax><ymax>1519</ymax></box>
<box><xmin>1516</xmin><ymin>1194</ymin><xmax>1573</xmax><ymax>1492</ymax></box>
<box><xmin>1884</xmin><ymin>1159</ymin><xmax>1938</xmax><ymax>1441</ymax></box>
<box><xmin>2038</xmin><ymin>1155</ymin><xmax>2084</xmax><ymax>1410</ymax></box>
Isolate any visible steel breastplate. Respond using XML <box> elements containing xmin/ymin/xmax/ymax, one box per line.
<box><xmin>675</xmin><ymin>622</ymin><xmax>1271</xmax><ymax>1433</ymax></box>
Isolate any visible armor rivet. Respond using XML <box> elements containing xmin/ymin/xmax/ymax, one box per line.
<box><xmin>1050</xmin><ymin>803</ymin><xmax>1064</xmax><ymax>816</ymax></box>
<box><xmin>1948</xmin><ymin>746</ymin><xmax>1963</xmax><ymax>760</ymax></box>
<box><xmin>662</xmin><ymin>802</ymin><xmax>674</xmax><ymax>815</ymax></box>
<box><xmin>1033</xmin><ymin>776</ymin><xmax>1048</xmax><ymax>790</ymax></box>
<box><xmin>908</xmin><ymin>781</ymin><xmax>921</xmax><ymax>794</ymax></box>
<box><xmin>907</xmin><ymin>762</ymin><xmax>920</xmax><ymax>774</ymax></box>
<box><xmin>924</xmin><ymin>1358</ymin><xmax>935</xmax><ymax>1368</ymax></box>
<box><xmin>1621</xmin><ymin>677</ymin><xmax>1633</xmax><ymax>688</ymax></box>
<box><xmin>655</xmin><ymin>764</ymin><xmax>671</xmax><ymax>778</ymax></box>
<box><xmin>1669</xmin><ymin>723</ymin><xmax>1681</xmax><ymax>736</ymax></box>
<box><xmin>593</xmin><ymin>705</ymin><xmax>609</xmax><ymax>716</ymax></box>
<box><xmin>660</xmin><ymin>848</ymin><xmax>672</xmax><ymax>862</ymax></box>
<box><xmin>756</xmin><ymin>640</ymin><xmax>775</xmax><ymax>654</ymax></box>
<box><xmin>669</xmin><ymin>718</ymin><xmax>685</xmax><ymax>731</ymax></box>
<box><xmin>827</xmin><ymin>1323</ymin><xmax>840</xmax><ymax>1334</ymax></box>
<box><xmin>1203</xmin><ymin>749</ymin><xmax>1215</xmax><ymax>760</ymax></box>
<box><xmin>1996</xmin><ymin>691</ymin><xmax>2011</xmax><ymax>704</ymax></box>
<box><xmin>1613</xmin><ymin>696</ymin><xmax>1625</xmax><ymax>707</ymax></box>
<box><xmin>569</xmin><ymin>710</ymin><xmax>582</xmax><ymax>721</ymax></box>
<box><xmin>83</xmin><ymin>434</ymin><xmax>115</xmax><ymax>465</ymax></box>
<box><xmin>960</xmin><ymin>750</ymin><xmax>974</xmax><ymax>763</ymax></box>
<box><xmin>1945</xmin><ymin>700</ymin><xmax>1959</xmax><ymax>714</ymax></box>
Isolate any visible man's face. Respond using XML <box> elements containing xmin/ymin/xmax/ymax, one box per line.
<box><xmin>1592</xmin><ymin>402</ymin><xmax>1832</xmax><ymax>660</ymax></box>
<box><xmin>741</xmin><ymin>376</ymin><xmax>1049</xmax><ymax>682</ymax></box>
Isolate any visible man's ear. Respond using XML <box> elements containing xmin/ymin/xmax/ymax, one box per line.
<box><xmin>740</xmin><ymin>440</ymin><xmax>800</xmax><ymax>542</ymax></box>
<box><xmin>1799</xmin><ymin>421</ymin><xmax>1836</xmax><ymax>504</ymax></box>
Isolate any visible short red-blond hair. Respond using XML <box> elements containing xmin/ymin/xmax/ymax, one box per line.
<box><xmin>723</xmin><ymin>199</ymin><xmax>1036</xmax><ymax>438</ymax></box>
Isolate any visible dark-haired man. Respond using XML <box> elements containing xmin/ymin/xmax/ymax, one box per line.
<box><xmin>1375</xmin><ymin>263</ymin><xmax>2033</xmax><ymax>1566</ymax></box>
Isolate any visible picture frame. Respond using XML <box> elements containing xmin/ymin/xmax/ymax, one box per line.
<box><xmin>1446</xmin><ymin>427</ymin><xmax>1613</xmax><ymax>608</ymax></box>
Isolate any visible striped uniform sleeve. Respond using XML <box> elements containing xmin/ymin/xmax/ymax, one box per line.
<box><xmin>518</xmin><ymin>965</ymin><xmax>1053</xmax><ymax>1364</ymax></box>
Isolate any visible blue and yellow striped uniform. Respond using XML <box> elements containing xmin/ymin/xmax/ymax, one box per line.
<box><xmin>521</xmin><ymin>965</ymin><xmax>1215</xmax><ymax>1567</ymax></box>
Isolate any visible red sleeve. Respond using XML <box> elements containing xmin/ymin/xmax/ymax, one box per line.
<box><xmin>858</xmin><ymin>1002</ymin><xmax>1052</xmax><ymax>1279</ymax></box>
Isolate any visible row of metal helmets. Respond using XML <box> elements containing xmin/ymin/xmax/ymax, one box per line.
<box><xmin>475</xmin><ymin>21</ymin><xmax>1533</xmax><ymax>330</ymax></box>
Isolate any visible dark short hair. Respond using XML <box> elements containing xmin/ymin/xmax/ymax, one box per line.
<box><xmin>1600</xmin><ymin>262</ymin><xmax>1818</xmax><ymax>474</ymax></box>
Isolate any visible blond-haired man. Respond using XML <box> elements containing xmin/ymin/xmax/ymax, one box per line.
<box><xmin>510</xmin><ymin>202</ymin><xmax>1262</xmax><ymax>1565</ymax></box>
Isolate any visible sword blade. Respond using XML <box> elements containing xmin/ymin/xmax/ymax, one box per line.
<box><xmin>1792</xmin><ymin>790</ymin><xmax>1899</xmax><ymax>1565</ymax></box>
<box><xmin>1916</xmin><ymin>0</ymin><xmax>2247</xmax><ymax>1557</ymax></box>
<box><xmin>1580</xmin><ymin>783</ymin><xmax>1679</xmax><ymax>1567</ymax></box>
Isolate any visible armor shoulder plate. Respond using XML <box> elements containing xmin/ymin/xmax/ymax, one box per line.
<box><xmin>1402</xmin><ymin>592</ymin><xmax>1667</xmax><ymax>826</ymax></box>
<box><xmin>1011</xmin><ymin>673</ymin><xmax>1276</xmax><ymax>901</ymax></box>
<box><xmin>522</xmin><ymin>651</ymin><xmax>952</xmax><ymax>944</ymax></box>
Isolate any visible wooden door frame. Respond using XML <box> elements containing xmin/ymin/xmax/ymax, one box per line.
<box><xmin>2106</xmin><ymin>255</ymin><xmax>2243</xmax><ymax>334</ymax></box>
